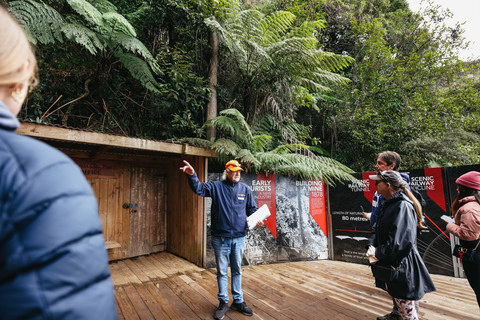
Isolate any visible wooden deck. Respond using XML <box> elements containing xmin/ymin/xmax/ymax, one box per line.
<box><xmin>110</xmin><ymin>252</ymin><xmax>478</xmax><ymax>319</ymax></box>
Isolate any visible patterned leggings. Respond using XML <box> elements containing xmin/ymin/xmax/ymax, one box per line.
<box><xmin>394</xmin><ymin>298</ymin><xmax>418</xmax><ymax>320</ymax></box>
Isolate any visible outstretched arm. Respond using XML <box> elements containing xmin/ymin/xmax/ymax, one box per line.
<box><xmin>180</xmin><ymin>160</ymin><xmax>195</xmax><ymax>175</ymax></box>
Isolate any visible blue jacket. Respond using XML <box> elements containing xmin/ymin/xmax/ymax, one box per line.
<box><xmin>370</xmin><ymin>172</ymin><xmax>411</xmax><ymax>227</ymax></box>
<box><xmin>0</xmin><ymin>102</ymin><xmax>117</xmax><ymax>319</ymax></box>
<box><xmin>187</xmin><ymin>173</ymin><xmax>257</xmax><ymax>238</ymax></box>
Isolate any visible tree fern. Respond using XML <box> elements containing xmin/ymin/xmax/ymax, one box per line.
<box><xmin>117</xmin><ymin>53</ymin><xmax>163</xmax><ymax>94</ymax></box>
<box><xmin>110</xmin><ymin>33</ymin><xmax>160</xmax><ymax>74</ymax></box>
<box><xmin>189</xmin><ymin>108</ymin><xmax>356</xmax><ymax>184</ymax></box>
<box><xmin>67</xmin><ymin>0</ymin><xmax>104</xmax><ymax>28</ymax></box>
<box><xmin>8</xmin><ymin>0</ymin><xmax>162</xmax><ymax>93</ymax></box>
<box><xmin>62</xmin><ymin>23</ymin><xmax>104</xmax><ymax>54</ymax></box>
<box><xmin>8</xmin><ymin>0</ymin><xmax>64</xmax><ymax>44</ymax></box>
<box><xmin>205</xmin><ymin>2</ymin><xmax>354</xmax><ymax>124</ymax></box>
<box><xmin>86</xmin><ymin>0</ymin><xmax>118</xmax><ymax>14</ymax></box>
<box><xmin>103</xmin><ymin>12</ymin><xmax>137</xmax><ymax>37</ymax></box>
<box><xmin>212</xmin><ymin>138</ymin><xmax>241</xmax><ymax>156</ymax></box>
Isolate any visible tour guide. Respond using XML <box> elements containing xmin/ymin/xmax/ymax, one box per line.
<box><xmin>180</xmin><ymin>159</ymin><xmax>264</xmax><ymax>320</ymax></box>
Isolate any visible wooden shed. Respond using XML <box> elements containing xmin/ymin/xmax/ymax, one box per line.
<box><xmin>17</xmin><ymin>122</ymin><xmax>217</xmax><ymax>267</ymax></box>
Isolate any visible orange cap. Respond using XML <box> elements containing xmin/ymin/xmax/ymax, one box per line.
<box><xmin>225</xmin><ymin>160</ymin><xmax>243</xmax><ymax>172</ymax></box>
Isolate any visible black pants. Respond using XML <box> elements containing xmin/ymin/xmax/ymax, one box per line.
<box><xmin>462</xmin><ymin>257</ymin><xmax>480</xmax><ymax>308</ymax></box>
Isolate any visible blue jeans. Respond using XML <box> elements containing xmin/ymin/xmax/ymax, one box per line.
<box><xmin>212</xmin><ymin>236</ymin><xmax>245</xmax><ymax>303</ymax></box>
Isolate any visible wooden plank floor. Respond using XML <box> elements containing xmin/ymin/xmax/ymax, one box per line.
<box><xmin>110</xmin><ymin>252</ymin><xmax>479</xmax><ymax>319</ymax></box>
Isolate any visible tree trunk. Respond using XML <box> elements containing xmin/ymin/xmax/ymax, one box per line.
<box><xmin>206</xmin><ymin>31</ymin><xmax>218</xmax><ymax>141</ymax></box>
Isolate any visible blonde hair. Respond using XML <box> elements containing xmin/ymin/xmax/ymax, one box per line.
<box><xmin>401</xmin><ymin>186</ymin><xmax>427</xmax><ymax>229</ymax></box>
<box><xmin>0</xmin><ymin>6</ymin><xmax>38</xmax><ymax>87</ymax></box>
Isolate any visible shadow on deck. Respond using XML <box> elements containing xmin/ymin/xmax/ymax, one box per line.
<box><xmin>110</xmin><ymin>252</ymin><xmax>478</xmax><ymax>320</ymax></box>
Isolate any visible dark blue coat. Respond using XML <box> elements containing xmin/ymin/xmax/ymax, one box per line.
<box><xmin>374</xmin><ymin>192</ymin><xmax>436</xmax><ymax>300</ymax></box>
<box><xmin>0</xmin><ymin>102</ymin><xmax>117</xmax><ymax>319</ymax></box>
<box><xmin>187</xmin><ymin>173</ymin><xmax>257</xmax><ymax>238</ymax></box>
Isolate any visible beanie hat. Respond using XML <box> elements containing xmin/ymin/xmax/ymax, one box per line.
<box><xmin>456</xmin><ymin>171</ymin><xmax>480</xmax><ymax>190</ymax></box>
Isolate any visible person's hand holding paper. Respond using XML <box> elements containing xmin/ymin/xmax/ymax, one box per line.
<box><xmin>247</xmin><ymin>204</ymin><xmax>270</xmax><ymax>230</ymax></box>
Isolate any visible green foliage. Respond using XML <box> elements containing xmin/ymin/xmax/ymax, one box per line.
<box><xmin>8</xmin><ymin>0</ymin><xmax>479</xmax><ymax>173</ymax></box>
<box><xmin>205</xmin><ymin>0</ymin><xmax>353</xmax><ymax>125</ymax></box>
<box><xmin>117</xmin><ymin>53</ymin><xmax>163</xmax><ymax>94</ymax></box>
<box><xmin>296</xmin><ymin>0</ymin><xmax>479</xmax><ymax>171</ymax></box>
<box><xmin>402</xmin><ymin>129</ymin><xmax>480</xmax><ymax>168</ymax></box>
<box><xmin>8</xmin><ymin>0</ymin><xmax>64</xmax><ymax>44</ymax></box>
<box><xmin>193</xmin><ymin>108</ymin><xmax>355</xmax><ymax>183</ymax></box>
<box><xmin>8</xmin><ymin>0</ymin><xmax>161</xmax><ymax>93</ymax></box>
<box><xmin>61</xmin><ymin>23</ymin><xmax>104</xmax><ymax>54</ymax></box>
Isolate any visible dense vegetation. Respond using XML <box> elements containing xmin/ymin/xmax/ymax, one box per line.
<box><xmin>4</xmin><ymin>0</ymin><xmax>480</xmax><ymax>177</ymax></box>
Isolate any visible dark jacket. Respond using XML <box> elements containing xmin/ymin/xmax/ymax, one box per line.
<box><xmin>373</xmin><ymin>192</ymin><xmax>436</xmax><ymax>300</ymax></box>
<box><xmin>0</xmin><ymin>102</ymin><xmax>117</xmax><ymax>319</ymax></box>
<box><xmin>187</xmin><ymin>172</ymin><xmax>257</xmax><ymax>238</ymax></box>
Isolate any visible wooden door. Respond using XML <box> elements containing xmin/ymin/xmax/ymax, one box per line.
<box><xmin>128</xmin><ymin>167</ymin><xmax>166</xmax><ymax>257</ymax></box>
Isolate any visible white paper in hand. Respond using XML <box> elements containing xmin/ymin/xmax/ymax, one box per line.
<box><xmin>441</xmin><ymin>215</ymin><xmax>455</xmax><ymax>223</ymax></box>
<box><xmin>247</xmin><ymin>204</ymin><xmax>271</xmax><ymax>230</ymax></box>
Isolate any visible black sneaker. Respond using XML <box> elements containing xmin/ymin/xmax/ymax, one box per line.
<box><xmin>231</xmin><ymin>301</ymin><xmax>253</xmax><ymax>316</ymax></box>
<box><xmin>377</xmin><ymin>312</ymin><xmax>402</xmax><ymax>320</ymax></box>
<box><xmin>214</xmin><ymin>300</ymin><xmax>228</xmax><ymax>320</ymax></box>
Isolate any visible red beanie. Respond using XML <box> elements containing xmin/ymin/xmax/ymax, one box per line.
<box><xmin>456</xmin><ymin>171</ymin><xmax>480</xmax><ymax>190</ymax></box>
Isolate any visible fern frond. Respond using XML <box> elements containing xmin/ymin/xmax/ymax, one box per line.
<box><xmin>62</xmin><ymin>23</ymin><xmax>105</xmax><ymax>54</ymax></box>
<box><xmin>298</xmin><ymin>78</ymin><xmax>330</xmax><ymax>91</ymax></box>
<box><xmin>103</xmin><ymin>12</ymin><xmax>137</xmax><ymax>37</ymax></box>
<box><xmin>236</xmin><ymin>149</ymin><xmax>261</xmax><ymax>166</ymax></box>
<box><xmin>255</xmin><ymin>114</ymin><xmax>281</xmax><ymax>135</ymax></box>
<box><xmin>9</xmin><ymin>0</ymin><xmax>65</xmax><ymax>44</ymax></box>
<box><xmin>110</xmin><ymin>33</ymin><xmax>161</xmax><ymax>74</ymax></box>
<box><xmin>219</xmin><ymin>108</ymin><xmax>253</xmax><ymax>141</ymax></box>
<box><xmin>124</xmin><ymin>3</ymin><xmax>150</xmax><ymax>22</ymax></box>
<box><xmin>310</xmin><ymin>70</ymin><xmax>351</xmax><ymax>84</ymax></box>
<box><xmin>314</xmin><ymin>51</ymin><xmax>355</xmax><ymax>72</ymax></box>
<box><xmin>235</xmin><ymin>10</ymin><xmax>262</xmax><ymax>39</ymax></box>
<box><xmin>212</xmin><ymin>138</ymin><xmax>241</xmax><ymax>156</ymax></box>
<box><xmin>259</xmin><ymin>153</ymin><xmax>355</xmax><ymax>184</ymax></box>
<box><xmin>67</xmin><ymin>0</ymin><xmax>103</xmax><ymax>27</ymax></box>
<box><xmin>259</xmin><ymin>11</ymin><xmax>296</xmax><ymax>44</ymax></box>
<box><xmin>86</xmin><ymin>0</ymin><xmax>118</xmax><ymax>14</ymax></box>
<box><xmin>268</xmin><ymin>38</ymin><xmax>318</xmax><ymax>57</ymax></box>
<box><xmin>116</xmin><ymin>53</ymin><xmax>163</xmax><ymax>94</ymax></box>
<box><xmin>271</xmin><ymin>144</ymin><xmax>310</xmax><ymax>155</ymax></box>
<box><xmin>251</xmin><ymin>135</ymin><xmax>273</xmax><ymax>153</ymax></box>
<box><xmin>204</xmin><ymin>116</ymin><xmax>251</xmax><ymax>146</ymax></box>
<box><xmin>288</xmin><ymin>20</ymin><xmax>325</xmax><ymax>38</ymax></box>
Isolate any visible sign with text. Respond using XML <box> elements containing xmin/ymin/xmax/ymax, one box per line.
<box><xmin>309</xmin><ymin>179</ymin><xmax>328</xmax><ymax>236</ymax></box>
<box><xmin>73</xmin><ymin>158</ymin><xmax>119</xmax><ymax>179</ymax></box>
<box><xmin>329</xmin><ymin>172</ymin><xmax>372</xmax><ymax>265</ymax></box>
<box><xmin>253</xmin><ymin>174</ymin><xmax>277</xmax><ymax>238</ymax></box>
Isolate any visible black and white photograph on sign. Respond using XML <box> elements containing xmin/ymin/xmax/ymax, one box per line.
<box><xmin>205</xmin><ymin>172</ymin><xmax>219</xmax><ymax>268</ymax></box>
<box><xmin>275</xmin><ymin>176</ymin><xmax>328</xmax><ymax>262</ymax></box>
<box><xmin>241</xmin><ymin>174</ymin><xmax>278</xmax><ymax>266</ymax></box>
<box><xmin>205</xmin><ymin>173</ymin><xmax>278</xmax><ymax>268</ymax></box>
<box><xmin>329</xmin><ymin>173</ymin><xmax>372</xmax><ymax>264</ymax></box>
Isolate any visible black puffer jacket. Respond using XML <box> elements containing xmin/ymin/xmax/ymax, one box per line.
<box><xmin>373</xmin><ymin>192</ymin><xmax>436</xmax><ymax>300</ymax></box>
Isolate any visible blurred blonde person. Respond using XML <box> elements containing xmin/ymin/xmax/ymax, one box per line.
<box><xmin>0</xmin><ymin>6</ymin><xmax>117</xmax><ymax>319</ymax></box>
